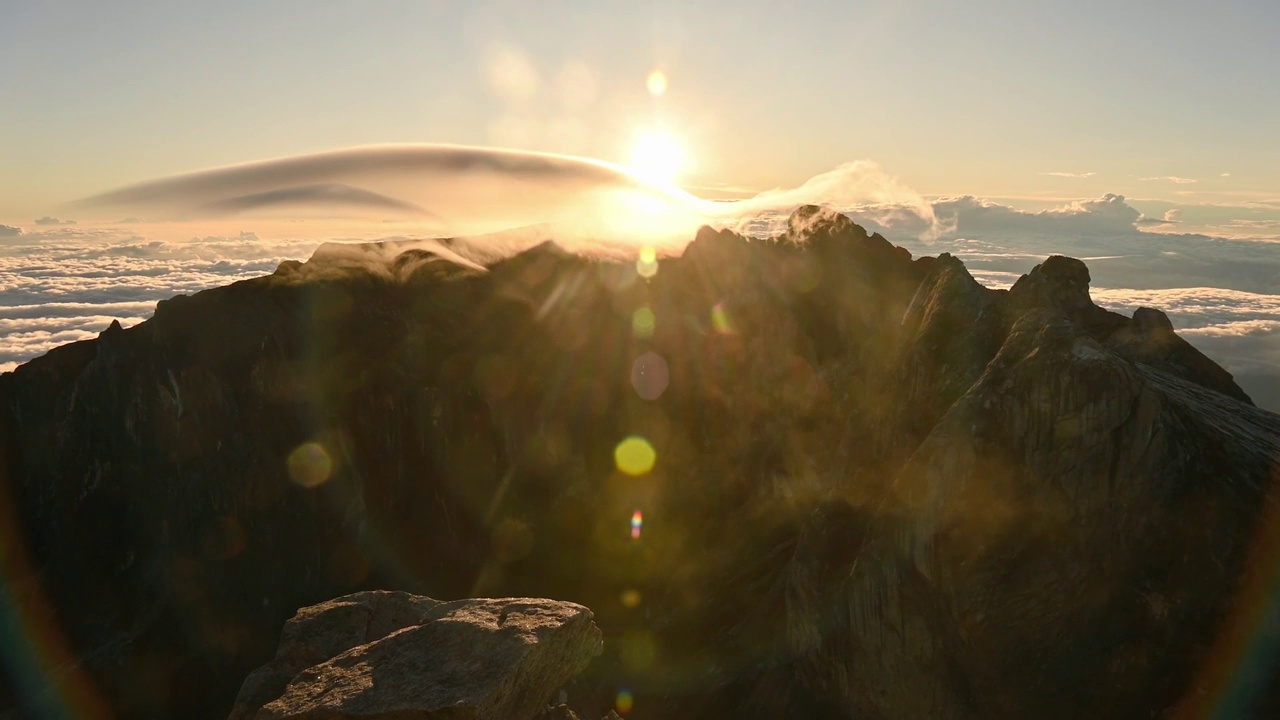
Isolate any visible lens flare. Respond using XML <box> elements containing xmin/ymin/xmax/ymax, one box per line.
<box><xmin>614</xmin><ymin>436</ymin><xmax>657</xmax><ymax>476</ymax></box>
<box><xmin>287</xmin><ymin>442</ymin><xmax>332</xmax><ymax>488</ymax></box>
<box><xmin>616</xmin><ymin>688</ymin><xmax>635</xmax><ymax>714</ymax></box>
<box><xmin>711</xmin><ymin>301</ymin><xmax>736</xmax><ymax>335</ymax></box>
<box><xmin>621</xmin><ymin>589</ymin><xmax>643</xmax><ymax>608</ymax></box>
<box><xmin>631</xmin><ymin>509</ymin><xmax>643</xmax><ymax>540</ymax></box>
<box><xmin>630</xmin><ymin>352</ymin><xmax>670</xmax><ymax>400</ymax></box>
<box><xmin>636</xmin><ymin>246</ymin><xmax>659</xmax><ymax>278</ymax></box>
<box><xmin>632</xmin><ymin>307</ymin><xmax>655</xmax><ymax>339</ymax></box>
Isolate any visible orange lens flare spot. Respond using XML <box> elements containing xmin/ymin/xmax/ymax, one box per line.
<box><xmin>615</xmin><ymin>689</ymin><xmax>635</xmax><ymax>714</ymax></box>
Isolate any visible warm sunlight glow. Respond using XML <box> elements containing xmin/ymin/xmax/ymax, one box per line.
<box><xmin>646</xmin><ymin>71</ymin><xmax>667</xmax><ymax>97</ymax></box>
<box><xmin>629</xmin><ymin>131</ymin><xmax>685</xmax><ymax>185</ymax></box>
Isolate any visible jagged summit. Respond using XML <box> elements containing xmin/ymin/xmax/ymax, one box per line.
<box><xmin>0</xmin><ymin>212</ymin><xmax>1276</xmax><ymax>719</ymax></box>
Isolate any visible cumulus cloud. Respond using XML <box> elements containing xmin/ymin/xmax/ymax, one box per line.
<box><xmin>719</xmin><ymin>161</ymin><xmax>945</xmax><ymax>239</ymax></box>
<box><xmin>34</xmin><ymin>216</ymin><xmax>76</xmax><ymax>226</ymax></box>
<box><xmin>1041</xmin><ymin>171</ymin><xmax>1097</xmax><ymax>178</ymax></box>
<box><xmin>892</xmin><ymin>197</ymin><xmax>1280</xmax><ymax>297</ymax></box>
<box><xmin>0</xmin><ymin>225</ymin><xmax>22</xmax><ymax>238</ymax></box>
<box><xmin>925</xmin><ymin>193</ymin><xmax>1143</xmax><ymax>238</ymax></box>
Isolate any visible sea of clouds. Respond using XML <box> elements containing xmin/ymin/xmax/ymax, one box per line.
<box><xmin>3</xmin><ymin>146</ymin><xmax>1276</xmax><ymax>411</ymax></box>
<box><xmin>0</xmin><ymin>227</ymin><xmax>326</xmax><ymax>371</ymax></box>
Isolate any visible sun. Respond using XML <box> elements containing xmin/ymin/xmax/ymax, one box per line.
<box><xmin>629</xmin><ymin>131</ymin><xmax>686</xmax><ymax>186</ymax></box>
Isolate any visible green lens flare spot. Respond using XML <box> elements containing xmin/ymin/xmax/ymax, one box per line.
<box><xmin>632</xmin><ymin>307</ymin><xmax>655</xmax><ymax>339</ymax></box>
<box><xmin>287</xmin><ymin>442</ymin><xmax>332</xmax><ymax>488</ymax></box>
<box><xmin>711</xmin><ymin>301</ymin><xmax>736</xmax><ymax>335</ymax></box>
<box><xmin>614</xmin><ymin>436</ymin><xmax>656</xmax><ymax>476</ymax></box>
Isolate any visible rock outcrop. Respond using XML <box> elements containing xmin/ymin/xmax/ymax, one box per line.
<box><xmin>0</xmin><ymin>206</ymin><xmax>1276</xmax><ymax>719</ymax></box>
<box><xmin>228</xmin><ymin>591</ymin><xmax>601</xmax><ymax>720</ymax></box>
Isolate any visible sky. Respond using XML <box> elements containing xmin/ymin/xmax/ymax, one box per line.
<box><xmin>1</xmin><ymin>0</ymin><xmax>1278</xmax><ymax>219</ymax></box>
<box><xmin>0</xmin><ymin>0</ymin><xmax>1278</xmax><ymax>408</ymax></box>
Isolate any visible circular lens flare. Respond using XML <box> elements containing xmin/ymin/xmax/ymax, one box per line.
<box><xmin>616</xmin><ymin>689</ymin><xmax>635</xmax><ymax>714</ymax></box>
<box><xmin>632</xmin><ymin>307</ymin><xmax>656</xmax><ymax>339</ymax></box>
<box><xmin>614</xmin><ymin>436</ymin><xmax>657</xmax><ymax>476</ymax></box>
<box><xmin>630</xmin><ymin>352</ymin><xmax>669</xmax><ymax>400</ymax></box>
<box><xmin>636</xmin><ymin>246</ymin><xmax>659</xmax><ymax>278</ymax></box>
<box><xmin>287</xmin><ymin>442</ymin><xmax>332</xmax><ymax>488</ymax></box>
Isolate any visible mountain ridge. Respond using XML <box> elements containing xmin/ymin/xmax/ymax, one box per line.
<box><xmin>1</xmin><ymin>207</ymin><xmax>1277</xmax><ymax>719</ymax></box>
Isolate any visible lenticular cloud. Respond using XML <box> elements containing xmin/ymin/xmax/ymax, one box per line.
<box><xmin>71</xmin><ymin>144</ymin><xmax>952</xmax><ymax>247</ymax></box>
<box><xmin>73</xmin><ymin>144</ymin><xmax>707</xmax><ymax>244</ymax></box>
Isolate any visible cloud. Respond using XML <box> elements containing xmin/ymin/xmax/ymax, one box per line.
<box><xmin>1041</xmin><ymin>171</ymin><xmax>1097</xmax><ymax>178</ymax></box>
<box><xmin>73</xmin><ymin>144</ymin><xmax>707</xmax><ymax>245</ymax></box>
<box><xmin>1090</xmin><ymin>287</ymin><xmax>1280</xmax><ymax>329</ymax></box>
<box><xmin>1221</xmin><ymin>173</ymin><xmax>1232</xmax><ymax>178</ymax></box>
<box><xmin>74</xmin><ymin>144</ymin><xmax>952</xmax><ymax>250</ymax></box>
<box><xmin>1139</xmin><ymin>176</ymin><xmax>1197</xmax><ymax>184</ymax></box>
<box><xmin>715</xmin><ymin>161</ymin><xmax>945</xmax><ymax>239</ymax></box>
<box><xmin>34</xmin><ymin>216</ymin><xmax>76</xmax><ymax>226</ymax></box>
<box><xmin>0</xmin><ymin>228</ymin><xmax>334</xmax><ymax>372</ymax></box>
<box><xmin>925</xmin><ymin>193</ymin><xmax>1143</xmax><ymax>239</ymax></box>
<box><xmin>884</xmin><ymin>215</ymin><xmax>1280</xmax><ymax>409</ymax></box>
<box><xmin>28</xmin><ymin>146</ymin><xmax>1280</xmax><ymax>408</ymax></box>
<box><xmin>0</xmin><ymin>225</ymin><xmax>22</xmax><ymax>238</ymax></box>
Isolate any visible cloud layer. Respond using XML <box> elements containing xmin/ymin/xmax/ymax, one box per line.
<box><xmin>7</xmin><ymin>148</ymin><xmax>1277</xmax><ymax>410</ymax></box>
<box><xmin>0</xmin><ymin>227</ymin><xmax>326</xmax><ymax>371</ymax></box>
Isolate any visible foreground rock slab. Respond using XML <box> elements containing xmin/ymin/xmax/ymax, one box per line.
<box><xmin>228</xmin><ymin>591</ymin><xmax>602</xmax><ymax>720</ymax></box>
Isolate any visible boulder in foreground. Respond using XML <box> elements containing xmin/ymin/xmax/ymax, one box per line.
<box><xmin>229</xmin><ymin>591</ymin><xmax>602</xmax><ymax>720</ymax></box>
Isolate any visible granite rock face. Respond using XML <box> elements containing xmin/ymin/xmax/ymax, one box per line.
<box><xmin>230</xmin><ymin>592</ymin><xmax>601</xmax><ymax>720</ymax></box>
<box><xmin>1</xmin><ymin>207</ymin><xmax>1277</xmax><ymax>719</ymax></box>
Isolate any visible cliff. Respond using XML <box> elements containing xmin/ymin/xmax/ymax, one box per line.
<box><xmin>1</xmin><ymin>207</ymin><xmax>1277</xmax><ymax>719</ymax></box>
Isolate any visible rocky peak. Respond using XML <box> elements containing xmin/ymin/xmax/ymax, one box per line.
<box><xmin>784</xmin><ymin>203</ymin><xmax>865</xmax><ymax>241</ymax></box>
<box><xmin>1008</xmin><ymin>254</ymin><xmax>1094</xmax><ymax>316</ymax></box>
<box><xmin>782</xmin><ymin>204</ymin><xmax>915</xmax><ymax>275</ymax></box>
<box><xmin>1131</xmin><ymin>306</ymin><xmax>1175</xmax><ymax>336</ymax></box>
<box><xmin>0</xmin><ymin>221</ymin><xmax>1276</xmax><ymax>720</ymax></box>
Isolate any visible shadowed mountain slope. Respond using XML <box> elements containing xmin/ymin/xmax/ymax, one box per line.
<box><xmin>1</xmin><ymin>207</ymin><xmax>1277</xmax><ymax>719</ymax></box>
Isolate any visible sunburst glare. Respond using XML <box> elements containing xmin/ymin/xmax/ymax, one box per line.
<box><xmin>629</xmin><ymin>131</ymin><xmax>685</xmax><ymax>186</ymax></box>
